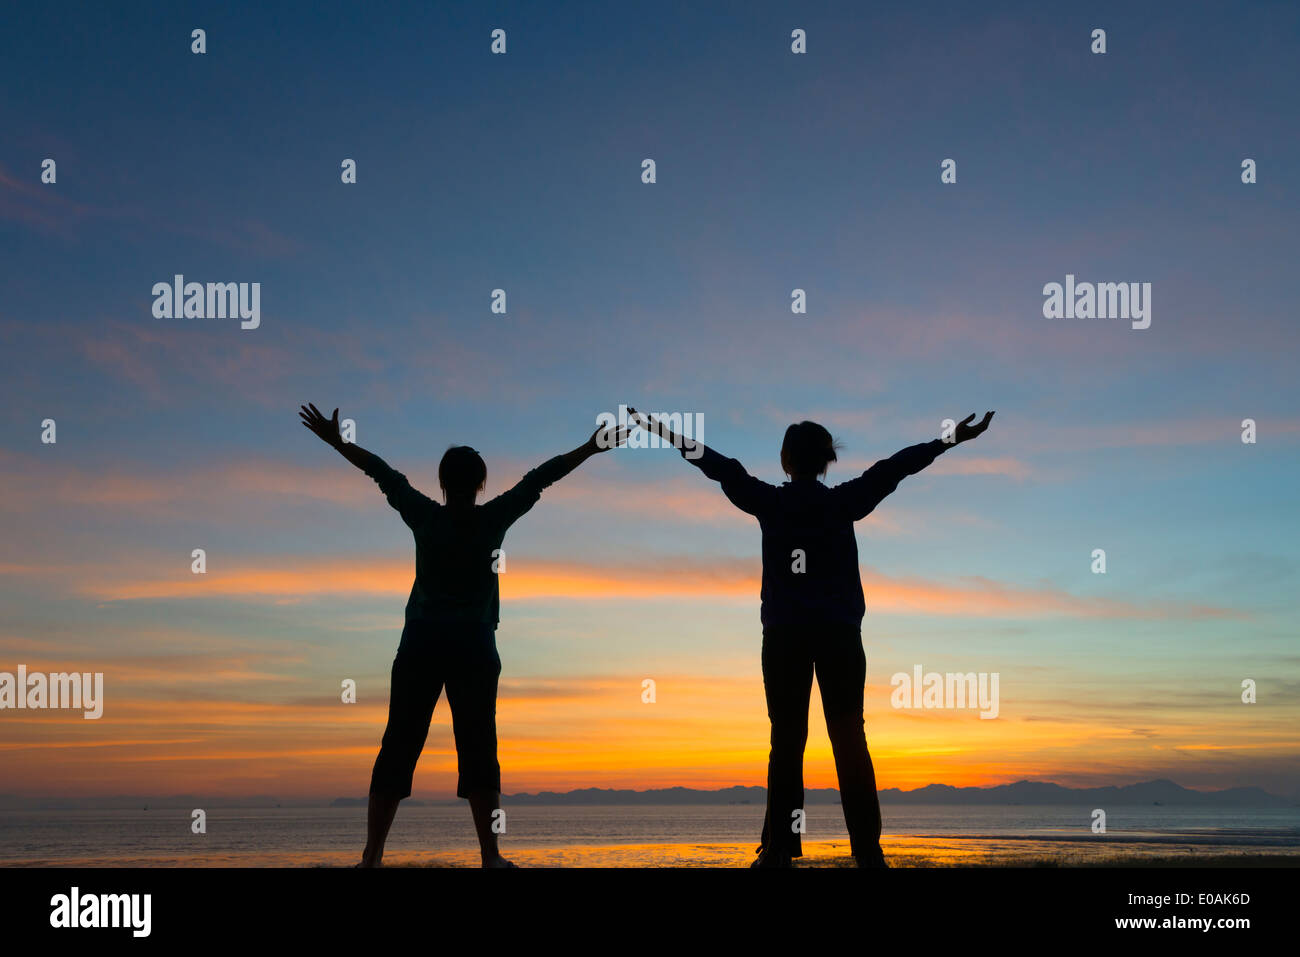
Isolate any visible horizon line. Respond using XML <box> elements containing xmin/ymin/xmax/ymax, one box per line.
<box><xmin>5</xmin><ymin>777</ymin><xmax>1297</xmax><ymax>807</ymax></box>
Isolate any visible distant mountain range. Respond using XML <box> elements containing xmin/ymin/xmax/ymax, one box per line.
<box><xmin>3</xmin><ymin>779</ymin><xmax>1294</xmax><ymax>810</ymax></box>
<box><xmin>888</xmin><ymin>779</ymin><xmax>1293</xmax><ymax>807</ymax></box>
<box><xmin>496</xmin><ymin>779</ymin><xmax>1295</xmax><ymax>808</ymax></box>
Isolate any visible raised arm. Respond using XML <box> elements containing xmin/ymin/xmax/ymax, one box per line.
<box><xmin>834</xmin><ymin>411</ymin><xmax>994</xmax><ymax>521</ymax></box>
<box><xmin>299</xmin><ymin>402</ymin><xmax>436</xmax><ymax>527</ymax></box>
<box><xmin>629</xmin><ymin>407</ymin><xmax>775</xmax><ymax>516</ymax></box>
<box><xmin>488</xmin><ymin>421</ymin><xmax>630</xmax><ymax>526</ymax></box>
<box><xmin>558</xmin><ymin>422</ymin><xmax>630</xmax><ymax>473</ymax></box>
<box><xmin>299</xmin><ymin>403</ymin><xmax>375</xmax><ymax>470</ymax></box>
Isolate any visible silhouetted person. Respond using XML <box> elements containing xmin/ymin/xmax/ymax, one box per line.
<box><xmin>630</xmin><ymin>407</ymin><xmax>994</xmax><ymax>867</ymax></box>
<box><xmin>300</xmin><ymin>403</ymin><xmax>627</xmax><ymax>867</ymax></box>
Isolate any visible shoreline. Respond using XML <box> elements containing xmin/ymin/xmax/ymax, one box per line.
<box><xmin>7</xmin><ymin>836</ymin><xmax>1300</xmax><ymax>869</ymax></box>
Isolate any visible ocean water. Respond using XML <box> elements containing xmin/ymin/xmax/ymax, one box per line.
<box><xmin>2</xmin><ymin>804</ymin><xmax>1298</xmax><ymax>867</ymax></box>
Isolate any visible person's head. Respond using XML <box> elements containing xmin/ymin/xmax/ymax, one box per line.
<box><xmin>780</xmin><ymin>421</ymin><xmax>840</xmax><ymax>480</ymax></box>
<box><xmin>439</xmin><ymin>445</ymin><xmax>487</xmax><ymax>504</ymax></box>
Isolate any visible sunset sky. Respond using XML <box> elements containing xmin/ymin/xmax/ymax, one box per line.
<box><xmin>2</xmin><ymin>1</ymin><xmax>1298</xmax><ymax>802</ymax></box>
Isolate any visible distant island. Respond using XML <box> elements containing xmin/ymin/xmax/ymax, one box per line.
<box><xmin>2</xmin><ymin>779</ymin><xmax>1292</xmax><ymax>810</ymax></box>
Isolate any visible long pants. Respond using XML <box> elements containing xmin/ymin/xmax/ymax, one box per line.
<box><xmin>757</xmin><ymin>621</ymin><xmax>882</xmax><ymax>860</ymax></box>
<box><xmin>369</xmin><ymin>619</ymin><xmax>502</xmax><ymax>800</ymax></box>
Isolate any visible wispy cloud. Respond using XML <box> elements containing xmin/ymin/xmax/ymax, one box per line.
<box><xmin>0</xmin><ymin>165</ymin><xmax>93</xmax><ymax>235</ymax></box>
<box><xmin>0</xmin><ymin>163</ymin><xmax>302</xmax><ymax>256</ymax></box>
<box><xmin>1</xmin><ymin>552</ymin><xmax>1238</xmax><ymax>621</ymax></box>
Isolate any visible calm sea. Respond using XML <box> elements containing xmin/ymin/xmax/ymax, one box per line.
<box><xmin>2</xmin><ymin>804</ymin><xmax>1298</xmax><ymax>867</ymax></box>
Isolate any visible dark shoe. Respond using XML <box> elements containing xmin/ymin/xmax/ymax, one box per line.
<box><xmin>855</xmin><ymin>850</ymin><xmax>889</xmax><ymax>868</ymax></box>
<box><xmin>751</xmin><ymin>849</ymin><xmax>793</xmax><ymax>868</ymax></box>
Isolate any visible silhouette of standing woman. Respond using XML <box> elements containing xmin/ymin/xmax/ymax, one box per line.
<box><xmin>630</xmin><ymin>407</ymin><xmax>993</xmax><ymax>867</ymax></box>
<box><xmin>300</xmin><ymin>403</ymin><xmax>626</xmax><ymax>867</ymax></box>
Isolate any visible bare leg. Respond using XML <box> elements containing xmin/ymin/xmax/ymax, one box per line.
<box><xmin>359</xmin><ymin>792</ymin><xmax>400</xmax><ymax>867</ymax></box>
<box><xmin>468</xmin><ymin>789</ymin><xmax>514</xmax><ymax>867</ymax></box>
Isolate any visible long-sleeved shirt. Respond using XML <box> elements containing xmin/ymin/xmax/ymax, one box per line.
<box><xmin>683</xmin><ymin>439</ymin><xmax>948</xmax><ymax>627</ymax></box>
<box><xmin>360</xmin><ymin>450</ymin><xmax>577</xmax><ymax>627</ymax></box>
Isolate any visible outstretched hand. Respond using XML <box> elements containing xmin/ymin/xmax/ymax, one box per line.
<box><xmin>588</xmin><ymin>422</ymin><xmax>631</xmax><ymax>454</ymax></box>
<box><xmin>299</xmin><ymin>403</ymin><xmax>343</xmax><ymax>448</ymax></box>
<box><xmin>954</xmin><ymin>411</ymin><xmax>995</xmax><ymax>444</ymax></box>
<box><xmin>626</xmin><ymin>407</ymin><xmax>680</xmax><ymax>448</ymax></box>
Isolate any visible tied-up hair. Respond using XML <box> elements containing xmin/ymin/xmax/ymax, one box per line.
<box><xmin>782</xmin><ymin>421</ymin><xmax>841</xmax><ymax>477</ymax></box>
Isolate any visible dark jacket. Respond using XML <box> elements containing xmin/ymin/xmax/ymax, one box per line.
<box><xmin>361</xmin><ymin>451</ymin><xmax>576</xmax><ymax>627</ymax></box>
<box><xmin>682</xmin><ymin>440</ymin><xmax>947</xmax><ymax>626</ymax></box>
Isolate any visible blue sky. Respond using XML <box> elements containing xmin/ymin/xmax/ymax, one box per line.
<box><xmin>2</xmin><ymin>0</ymin><xmax>1298</xmax><ymax>799</ymax></box>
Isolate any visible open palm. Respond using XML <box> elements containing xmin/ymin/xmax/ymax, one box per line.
<box><xmin>954</xmin><ymin>411</ymin><xmax>995</xmax><ymax>443</ymax></box>
<box><xmin>589</xmin><ymin>423</ymin><xmax>631</xmax><ymax>453</ymax></box>
<box><xmin>299</xmin><ymin>403</ymin><xmax>342</xmax><ymax>447</ymax></box>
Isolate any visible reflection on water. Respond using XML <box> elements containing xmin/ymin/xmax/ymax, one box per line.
<box><xmin>2</xmin><ymin>805</ymin><xmax>1298</xmax><ymax>867</ymax></box>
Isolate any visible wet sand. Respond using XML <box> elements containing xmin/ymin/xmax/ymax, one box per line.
<box><xmin>13</xmin><ymin>835</ymin><xmax>1300</xmax><ymax>868</ymax></box>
